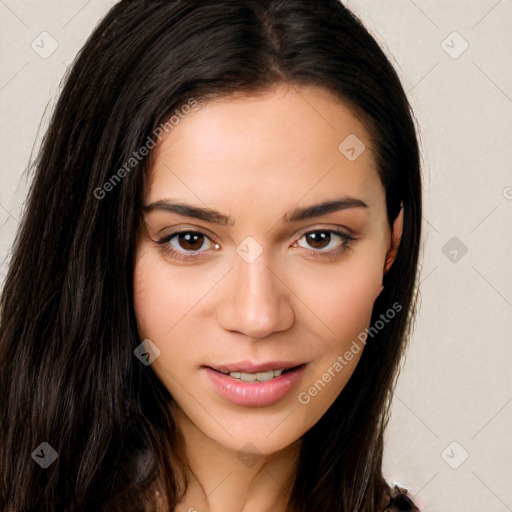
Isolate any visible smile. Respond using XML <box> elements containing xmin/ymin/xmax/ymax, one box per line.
<box><xmin>204</xmin><ymin>363</ymin><xmax>307</xmax><ymax>407</ymax></box>
<box><xmin>217</xmin><ymin>368</ymin><xmax>285</xmax><ymax>382</ymax></box>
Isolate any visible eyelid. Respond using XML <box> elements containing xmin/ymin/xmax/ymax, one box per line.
<box><xmin>155</xmin><ymin>230</ymin><xmax>215</xmax><ymax>263</ymax></box>
<box><xmin>295</xmin><ymin>223</ymin><xmax>357</xmax><ymax>239</ymax></box>
<box><xmin>156</xmin><ymin>224</ymin><xmax>219</xmax><ymax>240</ymax></box>
<box><xmin>156</xmin><ymin>224</ymin><xmax>356</xmax><ymax>246</ymax></box>
<box><xmin>292</xmin><ymin>229</ymin><xmax>354</xmax><ymax>252</ymax></box>
<box><xmin>155</xmin><ymin>225</ymin><xmax>356</xmax><ymax>264</ymax></box>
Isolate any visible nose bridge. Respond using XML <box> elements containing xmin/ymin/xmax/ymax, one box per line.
<box><xmin>218</xmin><ymin>246</ymin><xmax>295</xmax><ymax>338</ymax></box>
<box><xmin>240</xmin><ymin>255</ymin><xmax>277</xmax><ymax>314</ymax></box>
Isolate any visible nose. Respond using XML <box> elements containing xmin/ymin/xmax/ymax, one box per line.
<box><xmin>216</xmin><ymin>252</ymin><xmax>295</xmax><ymax>339</ymax></box>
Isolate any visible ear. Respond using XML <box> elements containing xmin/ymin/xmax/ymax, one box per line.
<box><xmin>383</xmin><ymin>203</ymin><xmax>403</xmax><ymax>274</ymax></box>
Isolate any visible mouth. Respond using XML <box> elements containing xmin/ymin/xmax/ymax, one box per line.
<box><xmin>202</xmin><ymin>362</ymin><xmax>308</xmax><ymax>407</ymax></box>
<box><xmin>208</xmin><ymin>364</ymin><xmax>306</xmax><ymax>382</ymax></box>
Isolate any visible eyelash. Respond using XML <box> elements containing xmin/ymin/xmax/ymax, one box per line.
<box><xmin>156</xmin><ymin>229</ymin><xmax>354</xmax><ymax>263</ymax></box>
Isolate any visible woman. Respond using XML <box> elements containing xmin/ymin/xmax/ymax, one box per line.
<box><xmin>0</xmin><ymin>1</ymin><xmax>422</xmax><ymax>511</ymax></box>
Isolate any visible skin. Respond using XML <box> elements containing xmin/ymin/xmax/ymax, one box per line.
<box><xmin>133</xmin><ymin>83</ymin><xmax>403</xmax><ymax>512</ymax></box>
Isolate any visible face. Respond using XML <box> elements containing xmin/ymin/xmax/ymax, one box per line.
<box><xmin>133</xmin><ymin>84</ymin><xmax>400</xmax><ymax>456</ymax></box>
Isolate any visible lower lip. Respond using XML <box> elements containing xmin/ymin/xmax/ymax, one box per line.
<box><xmin>204</xmin><ymin>365</ymin><xmax>307</xmax><ymax>407</ymax></box>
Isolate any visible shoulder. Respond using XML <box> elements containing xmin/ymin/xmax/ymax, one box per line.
<box><xmin>383</xmin><ymin>484</ymin><xmax>421</xmax><ymax>512</ymax></box>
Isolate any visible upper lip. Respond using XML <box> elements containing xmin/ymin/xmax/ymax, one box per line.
<box><xmin>205</xmin><ymin>361</ymin><xmax>305</xmax><ymax>373</ymax></box>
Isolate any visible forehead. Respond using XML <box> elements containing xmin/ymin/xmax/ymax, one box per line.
<box><xmin>145</xmin><ymin>84</ymin><xmax>383</xmax><ymax>213</ymax></box>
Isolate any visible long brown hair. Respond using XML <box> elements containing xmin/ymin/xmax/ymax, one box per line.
<box><xmin>0</xmin><ymin>1</ymin><xmax>422</xmax><ymax>510</ymax></box>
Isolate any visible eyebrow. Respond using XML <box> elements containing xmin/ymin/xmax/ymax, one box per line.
<box><xmin>143</xmin><ymin>197</ymin><xmax>368</xmax><ymax>225</ymax></box>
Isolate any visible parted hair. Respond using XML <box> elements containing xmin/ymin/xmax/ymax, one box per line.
<box><xmin>0</xmin><ymin>1</ymin><xmax>422</xmax><ymax>510</ymax></box>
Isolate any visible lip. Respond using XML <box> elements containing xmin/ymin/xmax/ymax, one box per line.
<box><xmin>208</xmin><ymin>360</ymin><xmax>302</xmax><ymax>373</ymax></box>
<box><xmin>203</xmin><ymin>363</ymin><xmax>307</xmax><ymax>407</ymax></box>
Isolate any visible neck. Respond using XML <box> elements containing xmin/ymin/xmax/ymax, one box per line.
<box><xmin>172</xmin><ymin>406</ymin><xmax>301</xmax><ymax>512</ymax></box>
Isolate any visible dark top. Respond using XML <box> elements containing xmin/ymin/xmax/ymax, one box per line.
<box><xmin>384</xmin><ymin>484</ymin><xmax>420</xmax><ymax>511</ymax></box>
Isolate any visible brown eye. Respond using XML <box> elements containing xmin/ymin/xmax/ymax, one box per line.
<box><xmin>295</xmin><ymin>229</ymin><xmax>354</xmax><ymax>262</ymax></box>
<box><xmin>156</xmin><ymin>230</ymin><xmax>218</xmax><ymax>263</ymax></box>
<box><xmin>305</xmin><ymin>232</ymin><xmax>331</xmax><ymax>249</ymax></box>
<box><xmin>176</xmin><ymin>232</ymin><xmax>206</xmax><ymax>251</ymax></box>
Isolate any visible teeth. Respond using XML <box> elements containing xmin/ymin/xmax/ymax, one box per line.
<box><xmin>240</xmin><ymin>372</ymin><xmax>257</xmax><ymax>382</ymax></box>
<box><xmin>227</xmin><ymin>369</ymin><xmax>285</xmax><ymax>381</ymax></box>
<box><xmin>256</xmin><ymin>370</ymin><xmax>275</xmax><ymax>381</ymax></box>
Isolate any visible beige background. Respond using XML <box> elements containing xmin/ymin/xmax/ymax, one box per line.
<box><xmin>1</xmin><ymin>1</ymin><xmax>511</xmax><ymax>510</ymax></box>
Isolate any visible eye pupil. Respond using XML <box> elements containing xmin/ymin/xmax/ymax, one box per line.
<box><xmin>307</xmin><ymin>232</ymin><xmax>330</xmax><ymax>249</ymax></box>
<box><xmin>179</xmin><ymin>232</ymin><xmax>204</xmax><ymax>251</ymax></box>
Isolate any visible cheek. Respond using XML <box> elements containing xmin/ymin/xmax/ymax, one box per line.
<box><xmin>133</xmin><ymin>255</ymin><xmax>164</xmax><ymax>339</ymax></box>
<box><xmin>132</xmin><ymin>247</ymin><xmax>223</xmax><ymax>378</ymax></box>
<box><xmin>133</xmin><ymin>246</ymin><xmax>207</xmax><ymax>339</ymax></box>
<box><xmin>294</xmin><ymin>251</ymin><xmax>385</xmax><ymax>350</ymax></box>
<box><xmin>293</xmin><ymin>257</ymin><xmax>384</xmax><ymax>414</ymax></box>
<box><xmin>334</xmin><ymin>264</ymin><xmax>382</xmax><ymax>338</ymax></box>
<box><xmin>132</xmin><ymin>252</ymin><xmax>193</xmax><ymax>392</ymax></box>
<box><xmin>132</xmin><ymin>247</ymin><xmax>189</xmax><ymax>346</ymax></box>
